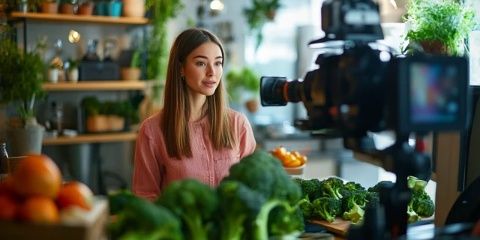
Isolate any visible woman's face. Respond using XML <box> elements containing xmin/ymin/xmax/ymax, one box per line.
<box><xmin>182</xmin><ymin>42</ymin><xmax>223</xmax><ymax>97</ymax></box>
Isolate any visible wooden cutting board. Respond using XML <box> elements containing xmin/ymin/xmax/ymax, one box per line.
<box><xmin>309</xmin><ymin>218</ymin><xmax>351</xmax><ymax>236</ymax></box>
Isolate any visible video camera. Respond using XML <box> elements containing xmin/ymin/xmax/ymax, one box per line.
<box><xmin>260</xmin><ymin>0</ymin><xmax>470</xmax><ymax>238</ymax></box>
<box><xmin>260</xmin><ymin>0</ymin><xmax>469</xmax><ymax>152</ymax></box>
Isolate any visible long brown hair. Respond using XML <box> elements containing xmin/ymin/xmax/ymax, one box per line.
<box><xmin>162</xmin><ymin>28</ymin><xmax>235</xmax><ymax>159</ymax></box>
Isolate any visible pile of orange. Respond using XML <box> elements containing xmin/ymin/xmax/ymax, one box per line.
<box><xmin>0</xmin><ymin>154</ymin><xmax>93</xmax><ymax>224</ymax></box>
<box><xmin>271</xmin><ymin>146</ymin><xmax>308</xmax><ymax>168</ymax></box>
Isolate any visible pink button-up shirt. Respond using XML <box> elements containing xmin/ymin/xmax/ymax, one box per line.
<box><xmin>132</xmin><ymin>109</ymin><xmax>256</xmax><ymax>200</ymax></box>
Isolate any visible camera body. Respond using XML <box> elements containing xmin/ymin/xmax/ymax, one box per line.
<box><xmin>260</xmin><ymin>0</ymin><xmax>469</xmax><ymax>149</ymax></box>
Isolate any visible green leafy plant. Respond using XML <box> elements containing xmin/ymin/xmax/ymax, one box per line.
<box><xmin>403</xmin><ymin>0</ymin><xmax>477</xmax><ymax>56</ymax></box>
<box><xmin>244</xmin><ymin>0</ymin><xmax>281</xmax><ymax>50</ymax></box>
<box><xmin>0</xmin><ymin>38</ymin><xmax>45</xmax><ymax>126</ymax></box>
<box><xmin>145</xmin><ymin>0</ymin><xmax>184</xmax><ymax>102</ymax></box>
<box><xmin>226</xmin><ymin>67</ymin><xmax>260</xmax><ymax>103</ymax></box>
<box><xmin>130</xmin><ymin>49</ymin><xmax>141</xmax><ymax>68</ymax></box>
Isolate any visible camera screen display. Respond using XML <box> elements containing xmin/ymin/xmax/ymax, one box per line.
<box><xmin>409</xmin><ymin>63</ymin><xmax>460</xmax><ymax>124</ymax></box>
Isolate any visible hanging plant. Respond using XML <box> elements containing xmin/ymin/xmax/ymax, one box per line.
<box><xmin>243</xmin><ymin>0</ymin><xmax>281</xmax><ymax>50</ymax></box>
<box><xmin>145</xmin><ymin>0</ymin><xmax>184</xmax><ymax>101</ymax></box>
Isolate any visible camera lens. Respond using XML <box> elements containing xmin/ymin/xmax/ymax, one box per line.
<box><xmin>260</xmin><ymin>76</ymin><xmax>288</xmax><ymax>106</ymax></box>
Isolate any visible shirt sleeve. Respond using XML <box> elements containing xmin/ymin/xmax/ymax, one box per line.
<box><xmin>237</xmin><ymin>113</ymin><xmax>257</xmax><ymax>158</ymax></box>
<box><xmin>132</xmin><ymin>121</ymin><xmax>162</xmax><ymax>201</ymax></box>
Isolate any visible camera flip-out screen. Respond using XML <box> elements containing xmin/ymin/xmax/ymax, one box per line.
<box><xmin>397</xmin><ymin>55</ymin><xmax>469</xmax><ymax>133</ymax></box>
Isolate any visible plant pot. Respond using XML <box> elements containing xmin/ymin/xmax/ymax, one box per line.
<box><xmin>420</xmin><ymin>40</ymin><xmax>448</xmax><ymax>55</ymax></box>
<box><xmin>6</xmin><ymin>125</ymin><xmax>44</xmax><ymax>157</ymax></box>
<box><xmin>120</xmin><ymin>67</ymin><xmax>141</xmax><ymax>81</ymax></box>
<box><xmin>67</xmin><ymin>68</ymin><xmax>79</xmax><ymax>82</ymax></box>
<box><xmin>86</xmin><ymin>115</ymin><xmax>108</xmax><ymax>132</ymax></box>
<box><xmin>78</xmin><ymin>2</ymin><xmax>94</xmax><ymax>16</ymax></box>
<box><xmin>245</xmin><ymin>99</ymin><xmax>259</xmax><ymax>113</ymax></box>
<box><xmin>40</xmin><ymin>2</ymin><xmax>58</xmax><ymax>14</ymax></box>
<box><xmin>59</xmin><ymin>3</ymin><xmax>77</xmax><ymax>14</ymax></box>
<box><xmin>48</xmin><ymin>68</ymin><xmax>59</xmax><ymax>83</ymax></box>
<box><xmin>108</xmin><ymin>115</ymin><xmax>125</xmax><ymax>131</ymax></box>
<box><xmin>122</xmin><ymin>0</ymin><xmax>145</xmax><ymax>18</ymax></box>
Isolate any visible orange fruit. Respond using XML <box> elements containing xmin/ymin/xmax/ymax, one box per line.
<box><xmin>19</xmin><ymin>196</ymin><xmax>59</xmax><ymax>223</ymax></box>
<box><xmin>0</xmin><ymin>193</ymin><xmax>18</xmax><ymax>220</ymax></box>
<box><xmin>12</xmin><ymin>154</ymin><xmax>62</xmax><ymax>198</ymax></box>
<box><xmin>56</xmin><ymin>181</ymin><xmax>93</xmax><ymax>211</ymax></box>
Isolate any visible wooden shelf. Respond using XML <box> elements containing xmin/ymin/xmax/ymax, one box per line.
<box><xmin>43</xmin><ymin>132</ymin><xmax>137</xmax><ymax>145</ymax></box>
<box><xmin>42</xmin><ymin>81</ymin><xmax>149</xmax><ymax>91</ymax></box>
<box><xmin>10</xmin><ymin>12</ymin><xmax>148</xmax><ymax>25</ymax></box>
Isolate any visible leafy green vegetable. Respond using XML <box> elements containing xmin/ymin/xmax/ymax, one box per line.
<box><xmin>311</xmin><ymin>197</ymin><xmax>341</xmax><ymax>223</ymax></box>
<box><xmin>156</xmin><ymin>179</ymin><xmax>218</xmax><ymax>240</ymax></box>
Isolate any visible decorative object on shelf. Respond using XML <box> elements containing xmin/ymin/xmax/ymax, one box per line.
<box><xmin>40</xmin><ymin>0</ymin><xmax>58</xmax><ymax>14</ymax></box>
<box><xmin>145</xmin><ymin>0</ymin><xmax>184</xmax><ymax>108</ymax></box>
<box><xmin>243</xmin><ymin>0</ymin><xmax>281</xmax><ymax>50</ymax></box>
<box><xmin>59</xmin><ymin>0</ymin><xmax>77</xmax><ymax>14</ymax></box>
<box><xmin>82</xmin><ymin>96</ymin><xmax>137</xmax><ymax>132</ymax></box>
<box><xmin>0</xmin><ymin>37</ymin><xmax>46</xmax><ymax>156</ymax></box>
<box><xmin>77</xmin><ymin>0</ymin><xmax>93</xmax><ymax>15</ymax></box>
<box><xmin>402</xmin><ymin>0</ymin><xmax>476</xmax><ymax>56</ymax></box>
<box><xmin>107</xmin><ymin>0</ymin><xmax>122</xmax><ymax>17</ymax></box>
<box><xmin>120</xmin><ymin>48</ymin><xmax>141</xmax><ymax>81</ymax></box>
<box><xmin>122</xmin><ymin>0</ymin><xmax>144</xmax><ymax>18</ymax></box>
<box><xmin>65</xmin><ymin>58</ymin><xmax>79</xmax><ymax>82</ymax></box>
<box><xmin>225</xmin><ymin>66</ymin><xmax>260</xmax><ymax>113</ymax></box>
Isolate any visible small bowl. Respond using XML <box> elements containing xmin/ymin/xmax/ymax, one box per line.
<box><xmin>284</xmin><ymin>164</ymin><xmax>305</xmax><ymax>175</ymax></box>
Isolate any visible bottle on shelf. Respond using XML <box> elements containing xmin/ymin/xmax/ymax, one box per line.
<box><xmin>0</xmin><ymin>142</ymin><xmax>9</xmax><ymax>181</ymax></box>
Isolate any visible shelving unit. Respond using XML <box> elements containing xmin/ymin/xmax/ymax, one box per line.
<box><xmin>42</xmin><ymin>81</ymin><xmax>151</xmax><ymax>91</ymax></box>
<box><xmin>10</xmin><ymin>12</ymin><xmax>148</xmax><ymax>25</ymax></box>
<box><xmin>43</xmin><ymin>132</ymin><xmax>138</xmax><ymax>145</ymax></box>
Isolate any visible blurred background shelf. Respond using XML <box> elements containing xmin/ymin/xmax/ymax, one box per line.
<box><xmin>42</xmin><ymin>81</ymin><xmax>150</xmax><ymax>91</ymax></box>
<box><xmin>43</xmin><ymin>132</ymin><xmax>137</xmax><ymax>145</ymax></box>
<box><xmin>10</xmin><ymin>12</ymin><xmax>148</xmax><ymax>25</ymax></box>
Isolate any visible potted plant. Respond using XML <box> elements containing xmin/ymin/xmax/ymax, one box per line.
<box><xmin>77</xmin><ymin>0</ymin><xmax>93</xmax><ymax>15</ymax></box>
<box><xmin>40</xmin><ymin>0</ymin><xmax>58</xmax><ymax>14</ymax></box>
<box><xmin>65</xmin><ymin>58</ymin><xmax>79</xmax><ymax>82</ymax></box>
<box><xmin>0</xmin><ymin>38</ymin><xmax>46</xmax><ymax>156</ymax></box>
<box><xmin>243</xmin><ymin>0</ymin><xmax>281</xmax><ymax>50</ymax></box>
<box><xmin>402</xmin><ymin>0</ymin><xmax>476</xmax><ymax>56</ymax></box>
<box><xmin>225</xmin><ymin>67</ymin><xmax>260</xmax><ymax>113</ymax></box>
<box><xmin>120</xmin><ymin>49</ymin><xmax>141</xmax><ymax>81</ymax></box>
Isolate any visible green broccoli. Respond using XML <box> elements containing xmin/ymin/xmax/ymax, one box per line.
<box><xmin>319</xmin><ymin>177</ymin><xmax>345</xmax><ymax>200</ymax></box>
<box><xmin>155</xmin><ymin>179</ymin><xmax>218</xmax><ymax>240</ymax></box>
<box><xmin>295</xmin><ymin>178</ymin><xmax>322</xmax><ymax>200</ymax></box>
<box><xmin>341</xmin><ymin>190</ymin><xmax>367</xmax><ymax>224</ymax></box>
<box><xmin>407</xmin><ymin>176</ymin><xmax>428</xmax><ymax>193</ymax></box>
<box><xmin>365</xmin><ymin>191</ymin><xmax>380</xmax><ymax>208</ymax></box>
<box><xmin>108</xmin><ymin>191</ymin><xmax>183</xmax><ymax>240</ymax></box>
<box><xmin>268</xmin><ymin>205</ymin><xmax>305</xmax><ymax>237</ymax></box>
<box><xmin>411</xmin><ymin>191</ymin><xmax>434</xmax><ymax>218</ymax></box>
<box><xmin>216</xmin><ymin>180</ymin><xmax>265</xmax><ymax>240</ymax></box>
<box><xmin>407</xmin><ymin>204</ymin><xmax>421</xmax><ymax>223</ymax></box>
<box><xmin>297</xmin><ymin>198</ymin><xmax>314</xmax><ymax>219</ymax></box>
<box><xmin>223</xmin><ymin>150</ymin><xmax>304</xmax><ymax>240</ymax></box>
<box><xmin>311</xmin><ymin>197</ymin><xmax>342</xmax><ymax>222</ymax></box>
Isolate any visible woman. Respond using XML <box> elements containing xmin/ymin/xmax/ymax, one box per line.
<box><xmin>132</xmin><ymin>28</ymin><xmax>257</xmax><ymax>200</ymax></box>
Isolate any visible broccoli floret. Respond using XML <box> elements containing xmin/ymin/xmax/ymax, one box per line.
<box><xmin>268</xmin><ymin>205</ymin><xmax>305</xmax><ymax>237</ymax></box>
<box><xmin>341</xmin><ymin>190</ymin><xmax>367</xmax><ymax>224</ymax></box>
<box><xmin>156</xmin><ymin>179</ymin><xmax>218</xmax><ymax>240</ymax></box>
<box><xmin>411</xmin><ymin>191</ymin><xmax>434</xmax><ymax>218</ymax></box>
<box><xmin>407</xmin><ymin>176</ymin><xmax>428</xmax><ymax>193</ymax></box>
<box><xmin>223</xmin><ymin>150</ymin><xmax>304</xmax><ymax>239</ymax></box>
<box><xmin>293</xmin><ymin>178</ymin><xmax>322</xmax><ymax>200</ymax></box>
<box><xmin>365</xmin><ymin>191</ymin><xmax>380</xmax><ymax>208</ymax></box>
<box><xmin>344</xmin><ymin>181</ymin><xmax>366</xmax><ymax>192</ymax></box>
<box><xmin>108</xmin><ymin>191</ymin><xmax>183</xmax><ymax>240</ymax></box>
<box><xmin>297</xmin><ymin>198</ymin><xmax>314</xmax><ymax>219</ymax></box>
<box><xmin>311</xmin><ymin>197</ymin><xmax>342</xmax><ymax>222</ymax></box>
<box><xmin>216</xmin><ymin>180</ymin><xmax>265</xmax><ymax>240</ymax></box>
<box><xmin>407</xmin><ymin>204</ymin><xmax>421</xmax><ymax>223</ymax></box>
<box><xmin>319</xmin><ymin>177</ymin><xmax>345</xmax><ymax>200</ymax></box>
